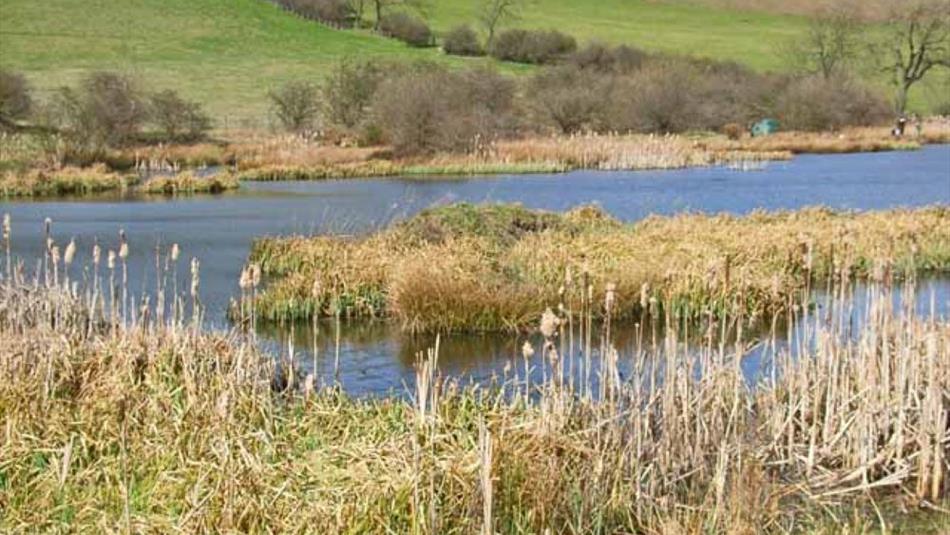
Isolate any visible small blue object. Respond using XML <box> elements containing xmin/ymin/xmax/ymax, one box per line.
<box><xmin>751</xmin><ymin>119</ymin><xmax>780</xmax><ymax>137</ymax></box>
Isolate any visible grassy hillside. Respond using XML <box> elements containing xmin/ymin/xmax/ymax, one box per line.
<box><xmin>0</xmin><ymin>0</ymin><xmax>944</xmax><ymax>126</ymax></box>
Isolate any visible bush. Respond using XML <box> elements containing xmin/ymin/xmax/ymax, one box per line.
<box><xmin>722</xmin><ymin>123</ymin><xmax>744</xmax><ymax>140</ymax></box>
<box><xmin>322</xmin><ymin>59</ymin><xmax>385</xmax><ymax>129</ymax></box>
<box><xmin>149</xmin><ymin>90</ymin><xmax>212</xmax><ymax>142</ymax></box>
<box><xmin>569</xmin><ymin>43</ymin><xmax>647</xmax><ymax>73</ymax></box>
<box><xmin>489</xmin><ymin>29</ymin><xmax>576</xmax><ymax>64</ymax></box>
<box><xmin>774</xmin><ymin>75</ymin><xmax>890</xmax><ymax>131</ymax></box>
<box><xmin>275</xmin><ymin>0</ymin><xmax>357</xmax><ymax>27</ymax></box>
<box><xmin>0</xmin><ymin>70</ymin><xmax>32</xmax><ymax>127</ymax></box>
<box><xmin>526</xmin><ymin>66</ymin><xmax>610</xmax><ymax>134</ymax></box>
<box><xmin>379</xmin><ymin>12</ymin><xmax>434</xmax><ymax>47</ymax></box>
<box><xmin>47</xmin><ymin>72</ymin><xmax>147</xmax><ymax>147</ymax></box>
<box><xmin>443</xmin><ymin>25</ymin><xmax>484</xmax><ymax>56</ymax></box>
<box><xmin>374</xmin><ymin>65</ymin><xmax>517</xmax><ymax>155</ymax></box>
<box><xmin>268</xmin><ymin>81</ymin><xmax>321</xmax><ymax>134</ymax></box>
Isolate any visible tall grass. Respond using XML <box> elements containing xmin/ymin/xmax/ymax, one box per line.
<box><xmin>248</xmin><ymin>203</ymin><xmax>950</xmax><ymax>332</ymax></box>
<box><xmin>0</xmin><ymin>215</ymin><xmax>947</xmax><ymax>532</ymax></box>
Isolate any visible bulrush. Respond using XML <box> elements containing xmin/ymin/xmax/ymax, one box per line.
<box><xmin>539</xmin><ymin>307</ymin><xmax>560</xmax><ymax>339</ymax></box>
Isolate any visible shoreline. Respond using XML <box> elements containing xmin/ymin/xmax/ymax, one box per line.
<box><xmin>2</xmin><ymin>125</ymin><xmax>948</xmax><ymax>197</ymax></box>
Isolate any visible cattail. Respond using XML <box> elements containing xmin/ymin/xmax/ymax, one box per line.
<box><xmin>50</xmin><ymin>245</ymin><xmax>60</xmax><ymax>265</ymax></box>
<box><xmin>640</xmin><ymin>283</ymin><xmax>649</xmax><ymax>310</ymax></box>
<box><xmin>522</xmin><ymin>341</ymin><xmax>535</xmax><ymax>360</ymax></box>
<box><xmin>190</xmin><ymin>258</ymin><xmax>200</xmax><ymax>297</ymax></box>
<box><xmin>170</xmin><ymin>243</ymin><xmax>180</xmax><ymax>262</ymax></box>
<box><xmin>539</xmin><ymin>308</ymin><xmax>559</xmax><ymax>339</ymax></box>
<box><xmin>311</xmin><ymin>277</ymin><xmax>322</xmax><ymax>299</ymax></box>
<box><xmin>44</xmin><ymin>217</ymin><xmax>52</xmax><ymax>238</ymax></box>
<box><xmin>63</xmin><ymin>239</ymin><xmax>76</xmax><ymax>267</ymax></box>
<box><xmin>2</xmin><ymin>213</ymin><xmax>9</xmax><ymax>242</ymax></box>
<box><xmin>92</xmin><ymin>243</ymin><xmax>101</xmax><ymax>267</ymax></box>
<box><xmin>118</xmin><ymin>233</ymin><xmax>129</xmax><ymax>260</ymax></box>
<box><xmin>605</xmin><ymin>282</ymin><xmax>616</xmax><ymax>312</ymax></box>
<box><xmin>108</xmin><ymin>250</ymin><xmax>116</xmax><ymax>270</ymax></box>
<box><xmin>239</xmin><ymin>266</ymin><xmax>251</xmax><ymax>290</ymax></box>
<box><xmin>250</xmin><ymin>264</ymin><xmax>261</xmax><ymax>288</ymax></box>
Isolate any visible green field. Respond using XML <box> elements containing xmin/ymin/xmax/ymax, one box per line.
<box><xmin>0</xmin><ymin>0</ymin><xmax>944</xmax><ymax>126</ymax></box>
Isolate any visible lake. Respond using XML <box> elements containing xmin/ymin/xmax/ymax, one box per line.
<box><xmin>3</xmin><ymin>145</ymin><xmax>949</xmax><ymax>394</ymax></box>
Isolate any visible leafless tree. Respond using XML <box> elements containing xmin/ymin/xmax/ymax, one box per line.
<box><xmin>480</xmin><ymin>0</ymin><xmax>523</xmax><ymax>47</ymax></box>
<box><xmin>871</xmin><ymin>0</ymin><xmax>949</xmax><ymax>112</ymax></box>
<box><xmin>786</xmin><ymin>8</ymin><xmax>860</xmax><ymax>79</ymax></box>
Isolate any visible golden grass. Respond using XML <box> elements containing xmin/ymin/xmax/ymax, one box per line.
<box><xmin>139</xmin><ymin>171</ymin><xmax>240</xmax><ymax>195</ymax></box>
<box><xmin>0</xmin><ymin>164</ymin><xmax>133</xmax><ymax>197</ymax></box>
<box><xmin>705</xmin><ymin>123</ymin><xmax>950</xmax><ymax>154</ymax></box>
<box><xmin>1</xmin><ymin>223</ymin><xmax>947</xmax><ymax>532</ymax></box>
<box><xmin>249</xmin><ymin>204</ymin><xmax>950</xmax><ymax>332</ymax></box>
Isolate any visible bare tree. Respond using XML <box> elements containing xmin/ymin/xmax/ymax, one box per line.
<box><xmin>480</xmin><ymin>0</ymin><xmax>523</xmax><ymax>47</ymax></box>
<box><xmin>787</xmin><ymin>8</ymin><xmax>860</xmax><ymax>79</ymax></box>
<box><xmin>871</xmin><ymin>0</ymin><xmax>949</xmax><ymax>112</ymax></box>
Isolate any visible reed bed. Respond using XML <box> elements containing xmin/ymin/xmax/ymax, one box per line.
<box><xmin>0</xmin><ymin>216</ymin><xmax>947</xmax><ymax>532</ymax></box>
<box><xmin>706</xmin><ymin>123</ymin><xmax>950</xmax><ymax>155</ymax></box>
<box><xmin>139</xmin><ymin>171</ymin><xmax>240</xmax><ymax>195</ymax></box>
<box><xmin>0</xmin><ymin>164</ymin><xmax>133</xmax><ymax>197</ymax></box>
<box><xmin>248</xmin><ymin>203</ymin><xmax>950</xmax><ymax>332</ymax></box>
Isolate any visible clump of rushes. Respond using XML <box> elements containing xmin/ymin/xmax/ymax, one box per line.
<box><xmin>0</xmin><ymin>217</ymin><xmax>947</xmax><ymax>532</ymax></box>
<box><xmin>0</xmin><ymin>164</ymin><xmax>133</xmax><ymax>197</ymax></box>
<box><xmin>248</xmin><ymin>203</ymin><xmax>950</xmax><ymax>332</ymax></box>
<box><xmin>140</xmin><ymin>171</ymin><xmax>239</xmax><ymax>195</ymax></box>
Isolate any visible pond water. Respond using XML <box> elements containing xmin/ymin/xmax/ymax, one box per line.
<box><xmin>2</xmin><ymin>145</ymin><xmax>949</xmax><ymax>395</ymax></box>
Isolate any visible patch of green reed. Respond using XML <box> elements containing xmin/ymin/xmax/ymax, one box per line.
<box><xmin>0</xmin><ymin>164</ymin><xmax>134</xmax><ymax>197</ymax></box>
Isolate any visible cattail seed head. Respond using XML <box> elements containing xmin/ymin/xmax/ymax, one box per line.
<box><xmin>44</xmin><ymin>217</ymin><xmax>52</xmax><ymax>237</ymax></box>
<box><xmin>640</xmin><ymin>283</ymin><xmax>649</xmax><ymax>309</ymax></box>
<box><xmin>50</xmin><ymin>245</ymin><xmax>60</xmax><ymax>265</ymax></box>
<box><xmin>2</xmin><ymin>213</ymin><xmax>10</xmax><ymax>242</ymax></box>
<box><xmin>521</xmin><ymin>341</ymin><xmax>535</xmax><ymax>359</ymax></box>
<box><xmin>605</xmin><ymin>282</ymin><xmax>616</xmax><ymax>312</ymax></box>
<box><xmin>108</xmin><ymin>250</ymin><xmax>116</xmax><ymax>270</ymax></box>
<box><xmin>250</xmin><ymin>264</ymin><xmax>261</xmax><ymax>288</ymax></box>
<box><xmin>170</xmin><ymin>243</ymin><xmax>180</xmax><ymax>262</ymax></box>
<box><xmin>64</xmin><ymin>239</ymin><xmax>76</xmax><ymax>266</ymax></box>
<box><xmin>190</xmin><ymin>258</ymin><xmax>200</xmax><ymax>297</ymax></box>
<box><xmin>239</xmin><ymin>266</ymin><xmax>251</xmax><ymax>290</ymax></box>
<box><xmin>93</xmin><ymin>243</ymin><xmax>101</xmax><ymax>266</ymax></box>
<box><xmin>539</xmin><ymin>308</ymin><xmax>559</xmax><ymax>339</ymax></box>
<box><xmin>119</xmin><ymin>242</ymin><xmax>128</xmax><ymax>260</ymax></box>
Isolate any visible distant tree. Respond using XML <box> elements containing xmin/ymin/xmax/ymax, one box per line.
<box><xmin>0</xmin><ymin>70</ymin><xmax>32</xmax><ymax>128</ymax></box>
<box><xmin>371</xmin><ymin>0</ymin><xmax>428</xmax><ymax>31</ymax></box>
<box><xmin>268</xmin><ymin>81</ymin><xmax>321</xmax><ymax>134</ymax></box>
<box><xmin>479</xmin><ymin>0</ymin><xmax>523</xmax><ymax>47</ymax></box>
<box><xmin>323</xmin><ymin>59</ymin><xmax>385</xmax><ymax>128</ymax></box>
<box><xmin>346</xmin><ymin>0</ymin><xmax>368</xmax><ymax>26</ymax></box>
<box><xmin>149</xmin><ymin>90</ymin><xmax>212</xmax><ymax>141</ymax></box>
<box><xmin>869</xmin><ymin>0</ymin><xmax>949</xmax><ymax>112</ymax></box>
<box><xmin>786</xmin><ymin>7</ymin><xmax>859</xmax><ymax>79</ymax></box>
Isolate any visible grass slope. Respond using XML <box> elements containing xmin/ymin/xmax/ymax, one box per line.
<box><xmin>1</xmin><ymin>0</ymin><xmax>944</xmax><ymax>125</ymax></box>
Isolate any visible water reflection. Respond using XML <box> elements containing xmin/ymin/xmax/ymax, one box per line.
<box><xmin>255</xmin><ymin>278</ymin><xmax>950</xmax><ymax>396</ymax></box>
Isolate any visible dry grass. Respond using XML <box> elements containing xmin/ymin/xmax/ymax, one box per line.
<box><xmin>0</xmin><ymin>217</ymin><xmax>947</xmax><ymax>532</ymax></box>
<box><xmin>705</xmin><ymin>123</ymin><xmax>950</xmax><ymax>155</ymax></box>
<box><xmin>248</xmin><ymin>204</ymin><xmax>950</xmax><ymax>332</ymax></box>
<box><xmin>140</xmin><ymin>171</ymin><xmax>240</xmax><ymax>195</ymax></box>
<box><xmin>0</xmin><ymin>164</ymin><xmax>133</xmax><ymax>197</ymax></box>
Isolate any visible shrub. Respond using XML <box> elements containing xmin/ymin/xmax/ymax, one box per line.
<box><xmin>149</xmin><ymin>90</ymin><xmax>212</xmax><ymax>142</ymax></box>
<box><xmin>570</xmin><ymin>43</ymin><xmax>646</xmax><ymax>73</ymax></box>
<box><xmin>322</xmin><ymin>59</ymin><xmax>385</xmax><ymax>129</ymax></box>
<box><xmin>46</xmin><ymin>72</ymin><xmax>147</xmax><ymax>147</ymax></box>
<box><xmin>722</xmin><ymin>123</ymin><xmax>745</xmax><ymax>140</ymax></box>
<box><xmin>774</xmin><ymin>75</ymin><xmax>890</xmax><ymax>131</ymax></box>
<box><xmin>443</xmin><ymin>25</ymin><xmax>484</xmax><ymax>56</ymax></box>
<box><xmin>379</xmin><ymin>12</ymin><xmax>434</xmax><ymax>47</ymax></box>
<box><xmin>269</xmin><ymin>81</ymin><xmax>321</xmax><ymax>134</ymax></box>
<box><xmin>489</xmin><ymin>29</ymin><xmax>576</xmax><ymax>64</ymax></box>
<box><xmin>374</xmin><ymin>65</ymin><xmax>517</xmax><ymax>155</ymax></box>
<box><xmin>275</xmin><ymin>0</ymin><xmax>357</xmax><ymax>27</ymax></box>
<box><xmin>0</xmin><ymin>70</ymin><xmax>32</xmax><ymax>127</ymax></box>
<box><xmin>526</xmin><ymin>66</ymin><xmax>609</xmax><ymax>134</ymax></box>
